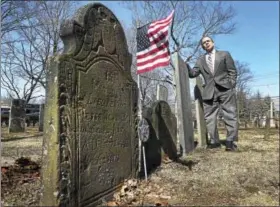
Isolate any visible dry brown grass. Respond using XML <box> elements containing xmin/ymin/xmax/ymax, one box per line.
<box><xmin>1</xmin><ymin>128</ymin><xmax>279</xmax><ymax>206</ymax></box>
<box><xmin>1</xmin><ymin>127</ymin><xmax>43</xmax><ymax>206</ymax></box>
<box><xmin>1</xmin><ymin>127</ymin><xmax>43</xmax><ymax>166</ymax></box>
<box><xmin>145</xmin><ymin>128</ymin><xmax>279</xmax><ymax>206</ymax></box>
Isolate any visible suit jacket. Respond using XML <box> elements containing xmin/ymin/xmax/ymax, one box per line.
<box><xmin>187</xmin><ymin>50</ymin><xmax>237</xmax><ymax>100</ymax></box>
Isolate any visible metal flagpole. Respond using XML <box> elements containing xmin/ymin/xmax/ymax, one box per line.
<box><xmin>136</xmin><ymin>18</ymin><xmax>143</xmax><ymax>178</ymax></box>
<box><xmin>137</xmin><ymin>74</ymin><xmax>148</xmax><ymax>181</ymax></box>
<box><xmin>137</xmin><ymin>74</ymin><xmax>142</xmax><ymax>174</ymax></box>
<box><xmin>136</xmin><ymin>18</ymin><xmax>148</xmax><ymax>181</ymax></box>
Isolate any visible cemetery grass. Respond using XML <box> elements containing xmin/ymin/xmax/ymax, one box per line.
<box><xmin>1</xmin><ymin>127</ymin><xmax>42</xmax><ymax>206</ymax></box>
<box><xmin>1</xmin><ymin>128</ymin><xmax>279</xmax><ymax>206</ymax></box>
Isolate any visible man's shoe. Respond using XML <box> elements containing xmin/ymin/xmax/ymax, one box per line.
<box><xmin>225</xmin><ymin>141</ymin><xmax>237</xmax><ymax>151</ymax></box>
<box><xmin>207</xmin><ymin>143</ymin><xmax>221</xmax><ymax>149</ymax></box>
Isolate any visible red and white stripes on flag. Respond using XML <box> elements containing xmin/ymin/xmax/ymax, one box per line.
<box><xmin>136</xmin><ymin>10</ymin><xmax>174</xmax><ymax>74</ymax></box>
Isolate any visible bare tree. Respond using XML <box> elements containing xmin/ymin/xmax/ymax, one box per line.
<box><xmin>249</xmin><ymin>91</ymin><xmax>271</xmax><ymax>122</ymax></box>
<box><xmin>1</xmin><ymin>1</ymin><xmax>37</xmax><ymax>40</ymax></box>
<box><xmin>17</xmin><ymin>1</ymin><xmax>77</xmax><ymax>88</ymax></box>
<box><xmin>235</xmin><ymin>61</ymin><xmax>254</xmax><ymax>94</ymax></box>
<box><xmin>1</xmin><ymin>40</ymin><xmax>44</xmax><ymax>102</ymax></box>
<box><xmin>1</xmin><ymin>1</ymin><xmax>77</xmax><ymax>103</ymax></box>
<box><xmin>234</xmin><ymin>61</ymin><xmax>254</xmax><ymax>121</ymax></box>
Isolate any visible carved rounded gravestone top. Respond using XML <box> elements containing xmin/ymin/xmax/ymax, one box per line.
<box><xmin>138</xmin><ymin>118</ymin><xmax>150</xmax><ymax>142</ymax></box>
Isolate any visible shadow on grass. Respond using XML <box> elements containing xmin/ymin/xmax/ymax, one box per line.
<box><xmin>176</xmin><ymin>158</ymin><xmax>199</xmax><ymax>171</ymax></box>
<box><xmin>1</xmin><ymin>134</ymin><xmax>42</xmax><ymax>142</ymax></box>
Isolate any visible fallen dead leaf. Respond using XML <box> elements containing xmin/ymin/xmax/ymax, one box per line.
<box><xmin>106</xmin><ymin>201</ymin><xmax>119</xmax><ymax>206</ymax></box>
<box><xmin>154</xmin><ymin>198</ymin><xmax>169</xmax><ymax>206</ymax></box>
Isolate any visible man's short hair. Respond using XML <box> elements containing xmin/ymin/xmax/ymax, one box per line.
<box><xmin>200</xmin><ymin>36</ymin><xmax>214</xmax><ymax>47</ymax></box>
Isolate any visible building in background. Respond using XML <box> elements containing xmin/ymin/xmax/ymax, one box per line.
<box><xmin>1</xmin><ymin>101</ymin><xmax>41</xmax><ymax>126</ymax></box>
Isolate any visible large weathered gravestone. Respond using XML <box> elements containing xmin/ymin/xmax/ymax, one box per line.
<box><xmin>172</xmin><ymin>52</ymin><xmax>194</xmax><ymax>155</ymax></box>
<box><xmin>41</xmin><ymin>3</ymin><xmax>138</xmax><ymax>207</ymax></box>
<box><xmin>8</xmin><ymin>99</ymin><xmax>26</xmax><ymax>133</ymax></box>
<box><xmin>38</xmin><ymin>104</ymin><xmax>44</xmax><ymax>132</ymax></box>
<box><xmin>142</xmin><ymin>101</ymin><xmax>177</xmax><ymax>173</ymax></box>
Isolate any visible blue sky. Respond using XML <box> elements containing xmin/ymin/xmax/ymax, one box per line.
<box><xmin>217</xmin><ymin>1</ymin><xmax>279</xmax><ymax>98</ymax></box>
<box><xmin>78</xmin><ymin>1</ymin><xmax>279</xmax><ymax>99</ymax></box>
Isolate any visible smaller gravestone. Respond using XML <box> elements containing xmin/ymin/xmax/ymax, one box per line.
<box><xmin>152</xmin><ymin>101</ymin><xmax>177</xmax><ymax>160</ymax></box>
<box><xmin>39</xmin><ymin>104</ymin><xmax>45</xmax><ymax>132</ymax></box>
<box><xmin>9</xmin><ymin>99</ymin><xmax>26</xmax><ymax>133</ymax></box>
<box><xmin>142</xmin><ymin>101</ymin><xmax>177</xmax><ymax>173</ymax></box>
<box><xmin>142</xmin><ymin>107</ymin><xmax>161</xmax><ymax>174</ymax></box>
<box><xmin>261</xmin><ymin>116</ymin><xmax>267</xmax><ymax>128</ymax></box>
<box><xmin>193</xmin><ymin>76</ymin><xmax>207</xmax><ymax>147</ymax></box>
<box><xmin>156</xmin><ymin>84</ymin><xmax>168</xmax><ymax>102</ymax></box>
<box><xmin>253</xmin><ymin>116</ymin><xmax>259</xmax><ymax>128</ymax></box>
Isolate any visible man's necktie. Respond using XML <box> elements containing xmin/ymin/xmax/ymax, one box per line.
<box><xmin>207</xmin><ymin>54</ymin><xmax>214</xmax><ymax>74</ymax></box>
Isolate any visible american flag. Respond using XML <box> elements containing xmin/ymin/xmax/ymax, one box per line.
<box><xmin>136</xmin><ymin>10</ymin><xmax>174</xmax><ymax>74</ymax></box>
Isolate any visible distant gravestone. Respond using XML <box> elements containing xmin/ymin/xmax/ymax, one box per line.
<box><xmin>38</xmin><ymin>104</ymin><xmax>44</xmax><ymax>132</ymax></box>
<box><xmin>253</xmin><ymin>116</ymin><xmax>259</xmax><ymax>128</ymax></box>
<box><xmin>41</xmin><ymin>3</ymin><xmax>138</xmax><ymax>207</ymax></box>
<box><xmin>9</xmin><ymin>99</ymin><xmax>26</xmax><ymax>133</ymax></box>
<box><xmin>172</xmin><ymin>52</ymin><xmax>194</xmax><ymax>155</ymax></box>
<box><xmin>270</xmin><ymin>101</ymin><xmax>275</xmax><ymax>128</ymax></box>
<box><xmin>156</xmin><ymin>84</ymin><xmax>168</xmax><ymax>102</ymax></box>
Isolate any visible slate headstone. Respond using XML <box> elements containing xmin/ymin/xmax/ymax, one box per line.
<box><xmin>141</xmin><ymin>107</ymin><xmax>161</xmax><ymax>174</ymax></box>
<box><xmin>41</xmin><ymin>3</ymin><xmax>138</xmax><ymax>206</ymax></box>
<box><xmin>141</xmin><ymin>101</ymin><xmax>177</xmax><ymax>173</ymax></box>
<box><xmin>153</xmin><ymin>101</ymin><xmax>177</xmax><ymax>160</ymax></box>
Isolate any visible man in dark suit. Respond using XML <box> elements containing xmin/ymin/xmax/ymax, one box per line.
<box><xmin>186</xmin><ymin>36</ymin><xmax>238</xmax><ymax>151</ymax></box>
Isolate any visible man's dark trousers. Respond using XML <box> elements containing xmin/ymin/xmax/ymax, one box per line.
<box><xmin>203</xmin><ymin>84</ymin><xmax>238</xmax><ymax>143</ymax></box>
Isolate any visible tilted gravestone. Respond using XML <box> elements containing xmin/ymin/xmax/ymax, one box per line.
<box><xmin>172</xmin><ymin>52</ymin><xmax>194</xmax><ymax>155</ymax></box>
<box><xmin>41</xmin><ymin>3</ymin><xmax>138</xmax><ymax>207</ymax></box>
<box><xmin>9</xmin><ymin>99</ymin><xmax>26</xmax><ymax>133</ymax></box>
<box><xmin>38</xmin><ymin>104</ymin><xmax>44</xmax><ymax>132</ymax></box>
<box><xmin>143</xmin><ymin>101</ymin><xmax>177</xmax><ymax>173</ymax></box>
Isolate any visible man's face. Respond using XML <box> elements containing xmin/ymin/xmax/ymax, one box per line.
<box><xmin>202</xmin><ymin>37</ymin><xmax>214</xmax><ymax>52</ymax></box>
